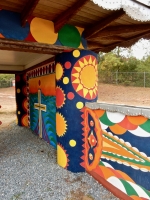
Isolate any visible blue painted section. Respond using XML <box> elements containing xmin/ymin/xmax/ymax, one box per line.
<box><xmin>101</xmin><ymin>126</ymin><xmax>150</xmax><ymax>190</ymax></box>
<box><xmin>0</xmin><ymin>10</ymin><xmax>30</xmax><ymax>40</ymax></box>
<box><xmin>56</xmin><ymin>50</ymin><xmax>97</xmax><ymax>172</ymax></box>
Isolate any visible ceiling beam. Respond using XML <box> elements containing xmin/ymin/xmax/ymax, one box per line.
<box><xmin>88</xmin><ymin>36</ymin><xmax>125</xmax><ymax>42</ymax></box>
<box><xmin>83</xmin><ymin>9</ymin><xmax>125</xmax><ymax>39</ymax></box>
<box><xmin>54</xmin><ymin>0</ymin><xmax>89</xmax><ymax>33</ymax></box>
<box><xmin>87</xmin><ymin>41</ymin><xmax>105</xmax><ymax>49</ymax></box>
<box><xmin>98</xmin><ymin>30</ymin><xmax>150</xmax><ymax>52</ymax></box>
<box><xmin>0</xmin><ymin>38</ymin><xmax>75</xmax><ymax>55</ymax></box>
<box><xmin>0</xmin><ymin>70</ymin><xmax>21</xmax><ymax>74</ymax></box>
<box><xmin>21</xmin><ymin>0</ymin><xmax>40</xmax><ymax>27</ymax></box>
<box><xmin>89</xmin><ymin>24</ymin><xmax>150</xmax><ymax>39</ymax></box>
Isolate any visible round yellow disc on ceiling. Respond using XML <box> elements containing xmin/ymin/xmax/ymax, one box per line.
<box><xmin>30</xmin><ymin>18</ymin><xmax>58</xmax><ymax>44</ymax></box>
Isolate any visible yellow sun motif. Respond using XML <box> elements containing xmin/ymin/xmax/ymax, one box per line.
<box><xmin>56</xmin><ymin>63</ymin><xmax>64</xmax><ymax>81</ymax></box>
<box><xmin>56</xmin><ymin>86</ymin><xmax>66</xmax><ymax>109</ymax></box>
<box><xmin>71</xmin><ymin>55</ymin><xmax>98</xmax><ymax>100</ymax></box>
<box><xmin>57</xmin><ymin>144</ymin><xmax>69</xmax><ymax>169</ymax></box>
<box><xmin>56</xmin><ymin>112</ymin><xmax>67</xmax><ymax>137</ymax></box>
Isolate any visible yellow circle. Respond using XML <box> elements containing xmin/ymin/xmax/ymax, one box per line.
<box><xmin>80</xmin><ymin>65</ymin><xmax>96</xmax><ymax>89</ymax></box>
<box><xmin>63</xmin><ymin>77</ymin><xmax>69</xmax><ymax>84</ymax></box>
<box><xmin>69</xmin><ymin>140</ymin><xmax>76</xmax><ymax>147</ymax></box>
<box><xmin>57</xmin><ymin>145</ymin><xmax>68</xmax><ymax>168</ymax></box>
<box><xmin>56</xmin><ymin>63</ymin><xmax>63</xmax><ymax>81</ymax></box>
<box><xmin>18</xmin><ymin>111</ymin><xmax>21</xmax><ymax>115</ymax></box>
<box><xmin>73</xmin><ymin>50</ymin><xmax>80</xmax><ymax>58</ymax></box>
<box><xmin>56</xmin><ymin>113</ymin><xmax>67</xmax><ymax>137</ymax></box>
<box><xmin>17</xmin><ymin>89</ymin><xmax>21</xmax><ymax>93</ymax></box>
<box><xmin>30</xmin><ymin>18</ymin><xmax>58</xmax><ymax>44</ymax></box>
<box><xmin>76</xmin><ymin>102</ymin><xmax>84</xmax><ymax>109</ymax></box>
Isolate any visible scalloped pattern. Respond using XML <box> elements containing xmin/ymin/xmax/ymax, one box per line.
<box><xmin>92</xmin><ymin>0</ymin><xmax>150</xmax><ymax>21</ymax></box>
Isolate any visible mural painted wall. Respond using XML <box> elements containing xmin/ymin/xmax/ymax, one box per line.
<box><xmin>81</xmin><ymin>107</ymin><xmax>150</xmax><ymax>200</ymax></box>
<box><xmin>56</xmin><ymin>50</ymin><xmax>98</xmax><ymax>172</ymax></box>
<box><xmin>26</xmin><ymin>62</ymin><xmax>57</xmax><ymax>148</ymax></box>
<box><xmin>0</xmin><ymin>10</ymin><xmax>87</xmax><ymax>49</ymax></box>
<box><xmin>15</xmin><ymin>73</ymin><xmax>28</xmax><ymax>126</ymax></box>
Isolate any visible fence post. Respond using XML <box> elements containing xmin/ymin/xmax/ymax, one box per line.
<box><xmin>144</xmin><ymin>71</ymin><xmax>145</xmax><ymax>88</ymax></box>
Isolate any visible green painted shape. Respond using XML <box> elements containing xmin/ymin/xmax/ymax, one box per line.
<box><xmin>140</xmin><ymin>119</ymin><xmax>150</xmax><ymax>133</ymax></box>
<box><xmin>100</xmin><ymin>112</ymin><xmax>115</xmax><ymax>126</ymax></box>
<box><xmin>58</xmin><ymin>24</ymin><xmax>81</xmax><ymax>48</ymax></box>
<box><xmin>141</xmin><ymin>185</ymin><xmax>150</xmax><ymax>197</ymax></box>
<box><xmin>120</xmin><ymin>179</ymin><xmax>138</xmax><ymax>196</ymax></box>
<box><xmin>99</xmin><ymin>161</ymin><xmax>105</xmax><ymax>166</ymax></box>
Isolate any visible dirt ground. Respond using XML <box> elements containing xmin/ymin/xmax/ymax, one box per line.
<box><xmin>98</xmin><ymin>83</ymin><xmax>150</xmax><ymax>107</ymax></box>
<box><xmin>0</xmin><ymin>84</ymin><xmax>150</xmax><ymax>128</ymax></box>
<box><xmin>0</xmin><ymin>87</ymin><xmax>16</xmax><ymax>128</ymax></box>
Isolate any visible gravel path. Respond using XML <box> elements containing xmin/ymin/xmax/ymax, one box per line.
<box><xmin>0</xmin><ymin>123</ymin><xmax>118</xmax><ymax>200</ymax></box>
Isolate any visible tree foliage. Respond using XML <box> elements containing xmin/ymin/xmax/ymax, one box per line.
<box><xmin>0</xmin><ymin>74</ymin><xmax>15</xmax><ymax>88</ymax></box>
<box><xmin>98</xmin><ymin>47</ymin><xmax>150</xmax><ymax>87</ymax></box>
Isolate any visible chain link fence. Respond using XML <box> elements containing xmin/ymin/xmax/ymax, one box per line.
<box><xmin>99</xmin><ymin>71</ymin><xmax>150</xmax><ymax>87</ymax></box>
<box><xmin>0</xmin><ymin>78</ymin><xmax>15</xmax><ymax>88</ymax></box>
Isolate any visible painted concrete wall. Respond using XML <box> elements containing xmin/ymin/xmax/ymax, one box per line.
<box><xmin>56</xmin><ymin>49</ymin><xmax>98</xmax><ymax>172</ymax></box>
<box><xmin>82</xmin><ymin>107</ymin><xmax>150</xmax><ymax>200</ymax></box>
<box><xmin>15</xmin><ymin>49</ymin><xmax>98</xmax><ymax>172</ymax></box>
<box><xmin>15</xmin><ymin>61</ymin><xmax>57</xmax><ymax>149</ymax></box>
<box><xmin>15</xmin><ymin>73</ymin><xmax>28</xmax><ymax>126</ymax></box>
<box><xmin>26</xmin><ymin>62</ymin><xmax>57</xmax><ymax>148</ymax></box>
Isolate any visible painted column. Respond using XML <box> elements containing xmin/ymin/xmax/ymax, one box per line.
<box><xmin>15</xmin><ymin>73</ymin><xmax>28</xmax><ymax>127</ymax></box>
<box><xmin>56</xmin><ymin>49</ymin><xmax>98</xmax><ymax>172</ymax></box>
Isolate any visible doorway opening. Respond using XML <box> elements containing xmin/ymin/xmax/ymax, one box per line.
<box><xmin>0</xmin><ymin>74</ymin><xmax>16</xmax><ymax>128</ymax></box>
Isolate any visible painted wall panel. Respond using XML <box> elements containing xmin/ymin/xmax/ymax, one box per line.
<box><xmin>15</xmin><ymin>73</ymin><xmax>28</xmax><ymax>126</ymax></box>
<box><xmin>26</xmin><ymin>62</ymin><xmax>57</xmax><ymax>149</ymax></box>
<box><xmin>81</xmin><ymin>107</ymin><xmax>150</xmax><ymax>200</ymax></box>
<box><xmin>56</xmin><ymin>50</ymin><xmax>98</xmax><ymax>172</ymax></box>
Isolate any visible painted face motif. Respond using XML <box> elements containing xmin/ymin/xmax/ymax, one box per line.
<box><xmin>90</xmin><ymin>120</ymin><xmax>94</xmax><ymax>127</ymax></box>
<box><xmin>89</xmin><ymin>153</ymin><xmax>93</xmax><ymax>160</ymax></box>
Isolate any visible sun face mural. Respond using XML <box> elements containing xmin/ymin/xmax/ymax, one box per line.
<box><xmin>81</xmin><ymin>107</ymin><xmax>150</xmax><ymax>200</ymax></box>
<box><xmin>28</xmin><ymin>69</ymin><xmax>57</xmax><ymax>148</ymax></box>
<box><xmin>71</xmin><ymin>55</ymin><xmax>98</xmax><ymax>100</ymax></box>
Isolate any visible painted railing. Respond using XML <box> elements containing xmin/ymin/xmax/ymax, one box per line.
<box><xmin>81</xmin><ymin>102</ymin><xmax>150</xmax><ymax>200</ymax></box>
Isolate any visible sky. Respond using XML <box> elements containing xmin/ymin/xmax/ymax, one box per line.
<box><xmin>118</xmin><ymin>39</ymin><xmax>150</xmax><ymax>60</ymax></box>
<box><xmin>132</xmin><ymin>39</ymin><xmax>150</xmax><ymax>59</ymax></box>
